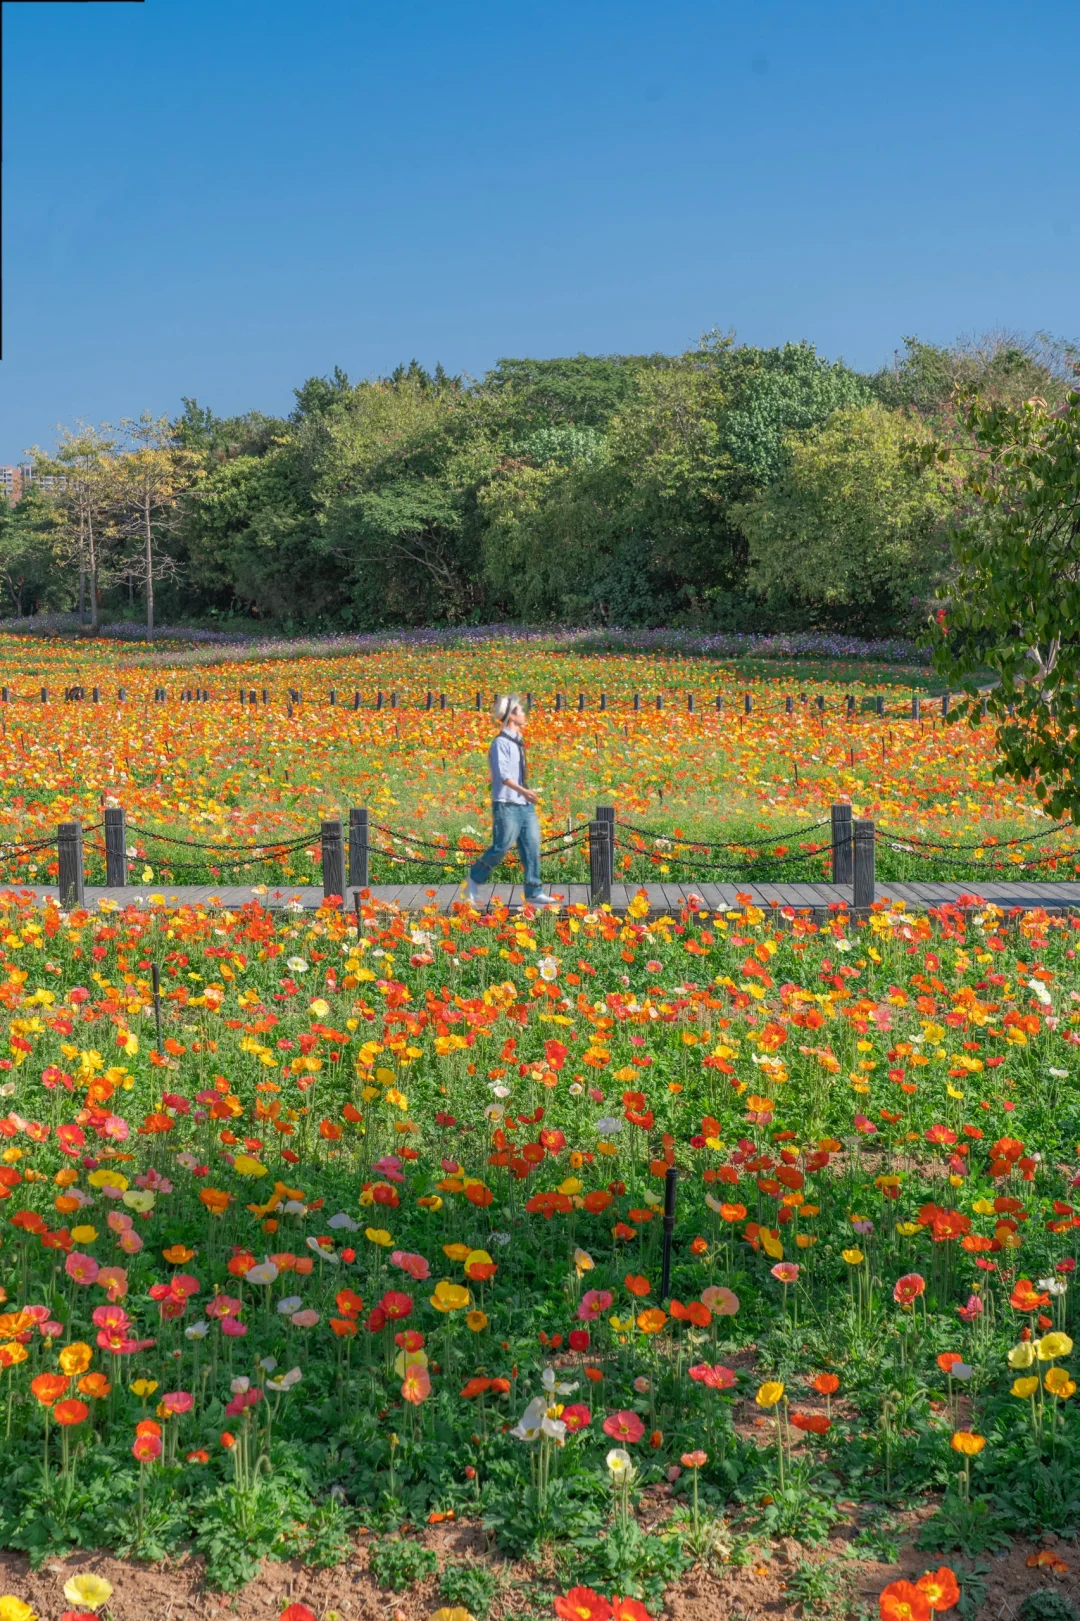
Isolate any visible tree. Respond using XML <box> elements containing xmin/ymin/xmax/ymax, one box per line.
<box><xmin>0</xmin><ymin>487</ymin><xmax>64</xmax><ymax>617</ymax></box>
<box><xmin>28</xmin><ymin>423</ymin><xmax>120</xmax><ymax>630</ymax></box>
<box><xmin>737</xmin><ymin>404</ymin><xmax>957</xmax><ymax>631</ymax></box>
<box><xmin>871</xmin><ymin>331</ymin><xmax>1079</xmax><ymax>417</ymax></box>
<box><xmin>112</xmin><ymin>414</ymin><xmax>203</xmax><ymax>635</ymax></box>
<box><xmin>929</xmin><ymin>386</ymin><xmax>1080</xmax><ymax>820</ymax></box>
<box><xmin>481</xmin><ymin>353</ymin><xmax>673</xmax><ymax>434</ymax></box>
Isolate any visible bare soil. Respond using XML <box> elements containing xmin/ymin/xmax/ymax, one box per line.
<box><xmin>2</xmin><ymin>1513</ymin><xmax>1077</xmax><ymax>1621</ymax></box>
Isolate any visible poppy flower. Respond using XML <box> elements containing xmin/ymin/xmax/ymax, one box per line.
<box><xmin>878</xmin><ymin>1580</ymin><xmax>931</xmax><ymax>1621</ymax></box>
<box><xmin>602</xmin><ymin>1410</ymin><xmax>645</xmax><ymax>1443</ymax></box>
<box><xmin>611</xmin><ymin>1601</ymin><xmax>652</xmax><ymax>1621</ymax></box>
<box><xmin>893</xmin><ymin>1273</ymin><xmax>925</xmax><ymax>1306</ymax></box>
<box><xmin>554</xmin><ymin>1588</ymin><xmax>612</xmax><ymax>1621</ymax></box>
<box><xmin>61</xmin><ymin>1572</ymin><xmax>113</xmax><ymax>1611</ymax></box>
<box><xmin>53</xmin><ymin>1399</ymin><xmax>89</xmax><ymax>1427</ymax></box>
<box><xmin>562</xmin><ymin>1403</ymin><xmax>592</xmax><ymax>1433</ymax></box>
<box><xmin>915</xmin><ymin>1567</ymin><xmax>960</xmax><ymax>1611</ymax></box>
<box><xmin>789</xmin><ymin>1412</ymin><xmax>830</xmax><ymax>1435</ymax></box>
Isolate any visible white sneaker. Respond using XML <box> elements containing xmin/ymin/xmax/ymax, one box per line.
<box><xmin>459</xmin><ymin>878</ymin><xmax>481</xmax><ymax>905</ymax></box>
<box><xmin>525</xmin><ymin>891</ymin><xmax>559</xmax><ymax>906</ymax></box>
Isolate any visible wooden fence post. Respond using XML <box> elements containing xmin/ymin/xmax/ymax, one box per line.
<box><xmin>911</xmin><ymin>695</ymin><xmax>921</xmax><ymax>721</ymax></box>
<box><xmin>321</xmin><ymin>819</ymin><xmax>345</xmax><ymax>900</ymax></box>
<box><xmin>831</xmin><ymin>803</ymin><xmax>853</xmax><ymax>885</ymax></box>
<box><xmin>58</xmin><ymin>821</ymin><xmax>84</xmax><ymax>908</ymax></box>
<box><xmin>785</xmin><ymin>695</ymin><xmax>793</xmax><ymax>714</ymax></box>
<box><xmin>875</xmin><ymin>695</ymin><xmax>884</xmax><ymax>716</ymax></box>
<box><xmin>588</xmin><ymin>821</ymin><xmax>610</xmax><ymax>906</ymax></box>
<box><xmin>596</xmin><ymin>804</ymin><xmax>615</xmax><ymax>891</ymax></box>
<box><xmin>348</xmin><ymin>807</ymin><xmax>369</xmax><ymax>889</ymax></box>
<box><xmin>104</xmin><ymin>807</ymin><xmax>128</xmax><ymax>887</ymax></box>
<box><xmin>853</xmin><ymin>819</ymin><xmax>875</xmax><ymax>910</ymax></box>
<box><xmin>744</xmin><ymin>693</ymin><xmax>752</xmax><ymax>714</ymax></box>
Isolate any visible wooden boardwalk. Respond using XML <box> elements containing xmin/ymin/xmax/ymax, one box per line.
<box><xmin>16</xmin><ymin>880</ymin><xmax>1080</xmax><ymax>914</ymax></box>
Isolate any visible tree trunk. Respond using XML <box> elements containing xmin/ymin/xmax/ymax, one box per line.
<box><xmin>87</xmin><ymin>508</ymin><xmax>98</xmax><ymax>630</ymax></box>
<box><xmin>144</xmin><ymin>490</ymin><xmax>154</xmax><ymax>637</ymax></box>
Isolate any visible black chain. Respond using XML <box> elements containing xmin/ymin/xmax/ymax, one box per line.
<box><xmin>616</xmin><ymin>816</ymin><xmax>830</xmax><ymax>848</ymax></box>
<box><xmin>127</xmin><ymin>823</ymin><xmax>320</xmax><ymax>854</ymax></box>
<box><xmin>612</xmin><ymin>837</ymin><xmax>828</xmax><ymax>874</ymax></box>
<box><xmin>875</xmin><ymin>822</ymin><xmax>1070</xmax><ymax>852</ymax></box>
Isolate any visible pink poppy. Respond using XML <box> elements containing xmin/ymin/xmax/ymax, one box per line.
<box><xmin>602</xmin><ymin>1410</ymin><xmax>645</xmax><ymax>1443</ymax></box>
<box><xmin>65</xmin><ymin>1253</ymin><xmax>99</xmax><ymax>1285</ymax></box>
<box><xmin>688</xmin><ymin>1362</ymin><xmax>737</xmax><ymax>1391</ymax></box>
<box><xmin>161</xmin><ymin>1390</ymin><xmax>193</xmax><ymax>1415</ymax></box>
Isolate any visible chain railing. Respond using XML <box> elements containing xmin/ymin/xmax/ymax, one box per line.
<box><xmin>7</xmin><ymin>796</ymin><xmax>1080</xmax><ymax>914</ymax></box>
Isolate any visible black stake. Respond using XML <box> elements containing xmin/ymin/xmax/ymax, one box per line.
<box><xmin>659</xmin><ymin>1164</ymin><xmax>678</xmax><ymax>1304</ymax></box>
<box><xmin>151</xmin><ymin>963</ymin><xmax>163</xmax><ymax>1056</ymax></box>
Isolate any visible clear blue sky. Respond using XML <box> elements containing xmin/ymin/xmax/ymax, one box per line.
<box><xmin>2</xmin><ymin>0</ymin><xmax>1077</xmax><ymax>463</ymax></box>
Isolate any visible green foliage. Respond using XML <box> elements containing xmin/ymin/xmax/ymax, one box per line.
<box><xmin>368</xmin><ymin>1534</ymin><xmax>439</xmax><ymax>1591</ymax></box>
<box><xmin>483</xmin><ymin>353</ymin><xmax>672</xmax><ymax>432</ymax></box>
<box><xmin>563</xmin><ymin>1518</ymin><xmax>689</xmax><ymax>1609</ymax></box>
<box><xmin>952</xmin><ymin>1560</ymin><xmax>990</xmax><ymax>1621</ymax></box>
<box><xmin>278</xmin><ymin>1494</ymin><xmax>355</xmax><ymax>1567</ymax></box>
<box><xmin>929</xmin><ymin>388</ymin><xmax>1080</xmax><ymax>823</ymax></box>
<box><xmin>785</xmin><ymin>1556</ymin><xmax>848</xmax><ymax>1616</ymax></box>
<box><xmin>1020</xmin><ymin>1592</ymin><xmax>1078</xmax><ymax>1621</ymax></box>
<box><xmin>484</xmin><ymin>1476</ymin><xmax>603</xmax><ymax>1559</ymax></box>
<box><xmin>872</xmin><ymin>331</ymin><xmax>1078</xmax><ymax>417</ymax></box>
<box><xmin>915</xmin><ymin>1495</ymin><xmax>1010</xmax><ymax>1558</ymax></box>
<box><xmin>738</xmin><ymin>404</ymin><xmax>955</xmax><ymax>630</ymax></box>
<box><xmin>439</xmin><ymin>1559</ymin><xmax>502</xmax><ymax>1618</ymax></box>
<box><xmin>194</xmin><ymin>1481</ymin><xmax>299</xmax><ymax>1591</ymax></box>
<box><xmin>717</xmin><ymin>338</ymin><xmax>872</xmax><ymax>484</ymax></box>
<box><xmin>0</xmin><ymin>489</ymin><xmax>65</xmax><ymax>617</ymax></box>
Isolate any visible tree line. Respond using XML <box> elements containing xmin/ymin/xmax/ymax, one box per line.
<box><xmin>4</xmin><ymin>329</ymin><xmax>1076</xmax><ymax>637</ymax></box>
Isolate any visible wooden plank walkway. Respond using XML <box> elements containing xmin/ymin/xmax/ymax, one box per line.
<box><xmin>13</xmin><ymin>881</ymin><xmax>1080</xmax><ymax>914</ymax></box>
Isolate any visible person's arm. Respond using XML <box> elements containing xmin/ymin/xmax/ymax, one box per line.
<box><xmin>502</xmin><ymin>775</ymin><xmax>540</xmax><ymax>803</ymax></box>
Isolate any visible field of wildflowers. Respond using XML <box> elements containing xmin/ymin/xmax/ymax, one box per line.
<box><xmin>0</xmin><ymin>636</ymin><xmax>1070</xmax><ymax>893</ymax></box>
<box><xmin>0</xmin><ymin>641</ymin><xmax>1075</xmax><ymax>1621</ymax></box>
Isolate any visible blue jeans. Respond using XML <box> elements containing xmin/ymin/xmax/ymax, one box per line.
<box><xmin>469</xmin><ymin>803</ymin><xmax>543</xmax><ymax>896</ymax></box>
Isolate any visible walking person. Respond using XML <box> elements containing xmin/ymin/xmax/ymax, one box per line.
<box><xmin>462</xmin><ymin>695</ymin><xmax>558</xmax><ymax>906</ymax></box>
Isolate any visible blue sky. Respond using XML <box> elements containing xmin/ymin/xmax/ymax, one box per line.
<box><xmin>2</xmin><ymin>0</ymin><xmax>1077</xmax><ymax>462</ymax></box>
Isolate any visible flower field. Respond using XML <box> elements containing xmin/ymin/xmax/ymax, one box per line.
<box><xmin>0</xmin><ymin>858</ymin><xmax>1078</xmax><ymax>1617</ymax></box>
<box><xmin>0</xmin><ymin>637</ymin><xmax>1075</xmax><ymax>892</ymax></box>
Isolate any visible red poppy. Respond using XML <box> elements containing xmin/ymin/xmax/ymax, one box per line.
<box><xmin>554</xmin><ymin>1588</ymin><xmax>612</xmax><ymax>1621</ymax></box>
<box><xmin>790</xmin><ymin>1411</ymin><xmax>830</xmax><ymax>1435</ymax></box>
<box><xmin>878</xmin><ymin>1580</ymin><xmax>931</xmax><ymax>1621</ymax></box>
<box><xmin>916</xmin><ymin>1566</ymin><xmax>961</xmax><ymax>1611</ymax></box>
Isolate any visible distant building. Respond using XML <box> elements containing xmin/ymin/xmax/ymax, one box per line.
<box><xmin>0</xmin><ymin>462</ymin><xmax>57</xmax><ymax>504</ymax></box>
